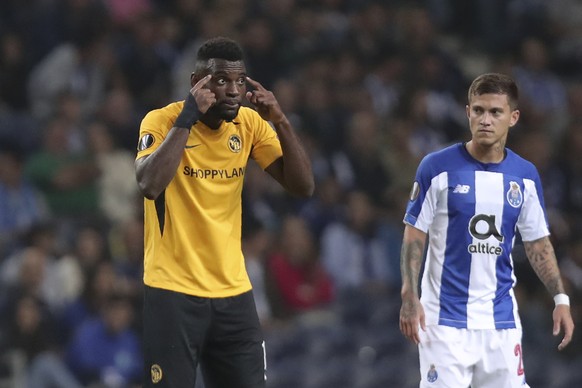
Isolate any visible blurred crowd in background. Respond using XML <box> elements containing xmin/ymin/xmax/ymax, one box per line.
<box><xmin>1</xmin><ymin>0</ymin><xmax>582</xmax><ymax>387</ymax></box>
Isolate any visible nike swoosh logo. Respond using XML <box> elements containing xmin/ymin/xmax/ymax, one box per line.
<box><xmin>185</xmin><ymin>144</ymin><xmax>202</xmax><ymax>149</ymax></box>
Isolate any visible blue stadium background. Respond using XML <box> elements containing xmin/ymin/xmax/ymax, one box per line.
<box><xmin>0</xmin><ymin>1</ymin><xmax>581</xmax><ymax>387</ymax></box>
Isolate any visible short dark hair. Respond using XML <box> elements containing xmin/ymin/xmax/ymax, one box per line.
<box><xmin>193</xmin><ymin>37</ymin><xmax>244</xmax><ymax>77</ymax></box>
<box><xmin>468</xmin><ymin>73</ymin><xmax>519</xmax><ymax>110</ymax></box>
<box><xmin>197</xmin><ymin>36</ymin><xmax>243</xmax><ymax>62</ymax></box>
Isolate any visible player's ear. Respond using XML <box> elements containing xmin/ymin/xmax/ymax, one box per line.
<box><xmin>509</xmin><ymin>109</ymin><xmax>520</xmax><ymax>127</ymax></box>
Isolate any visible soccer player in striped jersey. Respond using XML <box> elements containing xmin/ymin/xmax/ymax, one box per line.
<box><xmin>135</xmin><ymin>37</ymin><xmax>314</xmax><ymax>388</ymax></box>
<box><xmin>399</xmin><ymin>73</ymin><xmax>574</xmax><ymax>387</ymax></box>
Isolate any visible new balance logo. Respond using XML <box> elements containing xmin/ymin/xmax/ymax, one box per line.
<box><xmin>453</xmin><ymin>184</ymin><xmax>470</xmax><ymax>194</ymax></box>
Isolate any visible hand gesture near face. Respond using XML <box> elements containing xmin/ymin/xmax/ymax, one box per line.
<box><xmin>175</xmin><ymin>74</ymin><xmax>216</xmax><ymax>130</ymax></box>
<box><xmin>190</xmin><ymin>74</ymin><xmax>216</xmax><ymax>114</ymax></box>
<box><xmin>245</xmin><ymin>77</ymin><xmax>286</xmax><ymax>124</ymax></box>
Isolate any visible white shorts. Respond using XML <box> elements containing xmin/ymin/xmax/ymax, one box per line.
<box><xmin>418</xmin><ymin>325</ymin><xmax>530</xmax><ymax>388</ymax></box>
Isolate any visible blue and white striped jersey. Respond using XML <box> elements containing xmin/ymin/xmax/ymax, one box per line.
<box><xmin>404</xmin><ymin>143</ymin><xmax>550</xmax><ymax>330</ymax></box>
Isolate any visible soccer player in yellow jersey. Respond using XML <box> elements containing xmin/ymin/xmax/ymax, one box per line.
<box><xmin>135</xmin><ymin>37</ymin><xmax>314</xmax><ymax>388</ymax></box>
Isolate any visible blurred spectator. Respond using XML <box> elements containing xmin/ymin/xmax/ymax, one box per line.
<box><xmin>0</xmin><ymin>32</ymin><xmax>30</xmax><ymax>112</ymax></box>
<box><xmin>0</xmin><ymin>144</ymin><xmax>49</xmax><ymax>257</ymax></box>
<box><xmin>562</xmin><ymin>237</ymin><xmax>582</xmax><ymax>302</ymax></box>
<box><xmin>0</xmin><ymin>294</ymin><xmax>82</xmax><ymax>388</ymax></box>
<box><xmin>65</xmin><ymin>291</ymin><xmax>142</xmax><ymax>387</ymax></box>
<box><xmin>58</xmin><ymin>259</ymin><xmax>118</xmax><ymax>343</ymax></box>
<box><xmin>548</xmin><ymin>0</ymin><xmax>582</xmax><ymax>77</ymax></box>
<box><xmin>55</xmin><ymin>223</ymin><xmax>112</xmax><ymax>315</ymax></box>
<box><xmin>398</xmin><ymin>5</ymin><xmax>466</xmax><ymax>95</ymax></box>
<box><xmin>109</xmin><ymin>217</ymin><xmax>145</xmax><ymax>325</ymax></box>
<box><xmin>241</xmin><ymin>161</ymin><xmax>285</xmax><ymax>231</ymax></box>
<box><xmin>26</xmin><ymin>8</ymin><xmax>111</xmax><ymax>122</ymax></box>
<box><xmin>411</xmin><ymin>52</ymin><xmax>467</xmax><ymax>142</ymax></box>
<box><xmin>53</xmin><ymin>92</ymin><xmax>87</xmax><ymax>154</ymax></box>
<box><xmin>270</xmin><ymin>78</ymin><xmax>304</xmax><ymax>132</ymax></box>
<box><xmin>163</xmin><ymin>0</ymin><xmax>204</xmax><ymax>50</ymax></box>
<box><xmin>512</xmin><ymin>37</ymin><xmax>569</xmax><ymax>141</ymax></box>
<box><xmin>24</xmin><ymin>116</ymin><xmax>101</xmax><ymax>222</ymax></box>
<box><xmin>561</xmin><ymin>238</ymin><xmax>582</xmax><ymax>355</ymax></box>
<box><xmin>349</xmin><ymin>1</ymin><xmax>396</xmax><ymax>64</ymax></box>
<box><xmin>240</xmin><ymin>17</ymin><xmax>287</xmax><ymax>89</ymax></box>
<box><xmin>379</xmin><ymin>117</ymin><xmax>424</xmax><ymax>194</ymax></box>
<box><xmin>363</xmin><ymin>52</ymin><xmax>405</xmax><ymax>119</ymax></box>
<box><xmin>242</xmin><ymin>214</ymin><xmax>273</xmax><ymax>326</ymax></box>
<box><xmin>566</xmin><ymin>82</ymin><xmax>582</xmax><ymax>125</ymax></box>
<box><xmin>0</xmin><ymin>221</ymin><xmax>69</xmax><ymax>312</ymax></box>
<box><xmin>299</xmin><ymin>174</ymin><xmax>344</xmax><ymax>239</ymax></box>
<box><xmin>332</xmin><ymin>51</ymin><xmax>372</xmax><ymax>119</ymax></box>
<box><xmin>113</xmin><ymin>10</ymin><xmax>176</xmax><ymax>112</ymax></box>
<box><xmin>320</xmin><ymin>190</ymin><xmax>394</xmax><ymax>294</ymax></box>
<box><xmin>87</xmin><ymin>120</ymin><xmax>140</xmax><ymax>225</ymax></box>
<box><xmin>297</xmin><ymin>67</ymin><xmax>349</xmax><ymax>154</ymax></box>
<box><xmin>104</xmin><ymin>0</ymin><xmax>153</xmax><ymax>28</ymax></box>
<box><xmin>511</xmin><ymin>127</ymin><xmax>571</xmax><ymax>246</ymax></box>
<box><xmin>329</xmin><ymin>110</ymin><xmax>393</xmax><ymax>207</ymax></box>
<box><xmin>96</xmin><ymin>87</ymin><xmax>143</xmax><ymax>152</ymax></box>
<box><xmin>0</xmin><ymin>245</ymin><xmax>61</xmax><ymax>318</ymax></box>
<box><xmin>267</xmin><ymin>215</ymin><xmax>334</xmax><ymax>319</ymax></box>
<box><xmin>449</xmin><ymin>0</ymin><xmax>514</xmax><ymax>53</ymax></box>
<box><xmin>395</xmin><ymin>88</ymin><xmax>449</xmax><ymax>157</ymax></box>
<box><xmin>286</xmin><ymin>7</ymin><xmax>323</xmax><ymax>67</ymax></box>
<box><xmin>556</xmin><ymin>120</ymin><xmax>582</xmax><ymax>229</ymax></box>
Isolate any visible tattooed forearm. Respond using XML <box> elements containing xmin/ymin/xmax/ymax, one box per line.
<box><xmin>401</xmin><ymin>238</ymin><xmax>425</xmax><ymax>297</ymax></box>
<box><xmin>523</xmin><ymin>236</ymin><xmax>565</xmax><ymax>296</ymax></box>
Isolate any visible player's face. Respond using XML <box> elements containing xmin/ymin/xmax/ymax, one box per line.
<box><xmin>204</xmin><ymin>59</ymin><xmax>247</xmax><ymax>122</ymax></box>
<box><xmin>466</xmin><ymin>93</ymin><xmax>520</xmax><ymax>147</ymax></box>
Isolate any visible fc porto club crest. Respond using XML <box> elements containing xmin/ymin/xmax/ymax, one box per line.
<box><xmin>427</xmin><ymin>364</ymin><xmax>438</xmax><ymax>383</ymax></box>
<box><xmin>506</xmin><ymin>181</ymin><xmax>523</xmax><ymax>208</ymax></box>
<box><xmin>228</xmin><ymin>134</ymin><xmax>242</xmax><ymax>153</ymax></box>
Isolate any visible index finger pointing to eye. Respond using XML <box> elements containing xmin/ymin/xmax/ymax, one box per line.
<box><xmin>246</xmin><ymin>77</ymin><xmax>265</xmax><ymax>90</ymax></box>
<box><xmin>193</xmin><ymin>74</ymin><xmax>212</xmax><ymax>90</ymax></box>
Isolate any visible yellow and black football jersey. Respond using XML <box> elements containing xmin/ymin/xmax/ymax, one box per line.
<box><xmin>136</xmin><ymin>102</ymin><xmax>282</xmax><ymax>297</ymax></box>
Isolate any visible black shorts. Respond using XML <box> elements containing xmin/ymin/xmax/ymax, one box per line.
<box><xmin>142</xmin><ymin>286</ymin><xmax>266</xmax><ymax>388</ymax></box>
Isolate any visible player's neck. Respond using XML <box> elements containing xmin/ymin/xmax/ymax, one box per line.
<box><xmin>465</xmin><ymin>141</ymin><xmax>505</xmax><ymax>164</ymax></box>
<box><xmin>200</xmin><ymin>116</ymin><xmax>223</xmax><ymax>130</ymax></box>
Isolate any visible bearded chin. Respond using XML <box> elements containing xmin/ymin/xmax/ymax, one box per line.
<box><xmin>209</xmin><ymin>104</ymin><xmax>239</xmax><ymax>122</ymax></box>
<box><xmin>224</xmin><ymin>110</ymin><xmax>238</xmax><ymax>122</ymax></box>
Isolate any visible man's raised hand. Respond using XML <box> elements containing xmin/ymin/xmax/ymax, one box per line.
<box><xmin>174</xmin><ymin>74</ymin><xmax>214</xmax><ymax>130</ymax></box>
<box><xmin>191</xmin><ymin>74</ymin><xmax>215</xmax><ymax>114</ymax></box>
<box><xmin>245</xmin><ymin>77</ymin><xmax>285</xmax><ymax>124</ymax></box>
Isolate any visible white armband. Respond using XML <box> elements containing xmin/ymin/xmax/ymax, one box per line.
<box><xmin>553</xmin><ymin>293</ymin><xmax>570</xmax><ymax>306</ymax></box>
